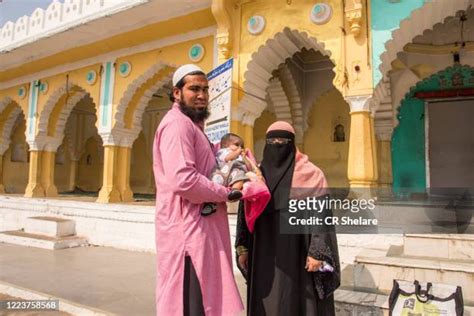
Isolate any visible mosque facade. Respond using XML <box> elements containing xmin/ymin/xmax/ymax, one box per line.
<box><xmin>0</xmin><ymin>0</ymin><xmax>473</xmax><ymax>203</ymax></box>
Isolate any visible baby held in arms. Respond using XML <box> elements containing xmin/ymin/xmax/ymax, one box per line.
<box><xmin>202</xmin><ymin>133</ymin><xmax>258</xmax><ymax>216</ymax></box>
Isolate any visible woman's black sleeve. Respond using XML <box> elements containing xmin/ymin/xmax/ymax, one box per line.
<box><xmin>235</xmin><ymin>200</ymin><xmax>250</xmax><ymax>249</ymax></box>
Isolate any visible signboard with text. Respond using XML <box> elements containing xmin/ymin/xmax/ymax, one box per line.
<box><xmin>205</xmin><ymin>59</ymin><xmax>233</xmax><ymax>144</ymax></box>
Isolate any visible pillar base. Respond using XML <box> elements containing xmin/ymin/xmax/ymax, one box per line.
<box><xmin>96</xmin><ymin>187</ymin><xmax>121</xmax><ymax>203</ymax></box>
<box><xmin>24</xmin><ymin>184</ymin><xmax>45</xmax><ymax>198</ymax></box>
<box><xmin>121</xmin><ymin>188</ymin><xmax>134</xmax><ymax>202</ymax></box>
<box><xmin>44</xmin><ymin>185</ymin><xmax>58</xmax><ymax>197</ymax></box>
<box><xmin>349</xmin><ymin>181</ymin><xmax>378</xmax><ymax>199</ymax></box>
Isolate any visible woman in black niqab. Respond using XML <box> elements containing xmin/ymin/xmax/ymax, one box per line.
<box><xmin>235</xmin><ymin>121</ymin><xmax>340</xmax><ymax>316</ymax></box>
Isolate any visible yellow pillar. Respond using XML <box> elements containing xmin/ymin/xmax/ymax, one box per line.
<box><xmin>97</xmin><ymin>146</ymin><xmax>121</xmax><ymax>203</ymax></box>
<box><xmin>230</xmin><ymin>119</ymin><xmax>242</xmax><ymax>135</ymax></box>
<box><xmin>242</xmin><ymin>124</ymin><xmax>254</xmax><ymax>153</ymax></box>
<box><xmin>97</xmin><ymin>145</ymin><xmax>133</xmax><ymax>203</ymax></box>
<box><xmin>346</xmin><ymin>96</ymin><xmax>378</xmax><ymax>194</ymax></box>
<box><xmin>117</xmin><ymin>146</ymin><xmax>133</xmax><ymax>202</ymax></box>
<box><xmin>41</xmin><ymin>151</ymin><xmax>58</xmax><ymax>197</ymax></box>
<box><xmin>25</xmin><ymin>150</ymin><xmax>45</xmax><ymax>197</ymax></box>
<box><xmin>0</xmin><ymin>155</ymin><xmax>4</xmax><ymax>193</ymax></box>
<box><xmin>377</xmin><ymin>139</ymin><xmax>393</xmax><ymax>188</ymax></box>
<box><xmin>68</xmin><ymin>160</ymin><xmax>78</xmax><ymax>191</ymax></box>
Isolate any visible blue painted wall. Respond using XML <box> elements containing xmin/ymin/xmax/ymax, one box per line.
<box><xmin>371</xmin><ymin>0</ymin><xmax>426</xmax><ymax>85</ymax></box>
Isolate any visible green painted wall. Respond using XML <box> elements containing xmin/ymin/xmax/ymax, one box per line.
<box><xmin>371</xmin><ymin>0</ymin><xmax>426</xmax><ymax>85</ymax></box>
<box><xmin>392</xmin><ymin>65</ymin><xmax>474</xmax><ymax>195</ymax></box>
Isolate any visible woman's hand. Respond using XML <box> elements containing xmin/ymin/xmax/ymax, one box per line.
<box><xmin>238</xmin><ymin>253</ymin><xmax>249</xmax><ymax>272</ymax></box>
<box><xmin>305</xmin><ymin>256</ymin><xmax>322</xmax><ymax>272</ymax></box>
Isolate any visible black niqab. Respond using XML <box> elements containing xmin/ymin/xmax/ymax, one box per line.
<box><xmin>260</xmin><ymin>130</ymin><xmax>296</xmax><ymax>210</ymax></box>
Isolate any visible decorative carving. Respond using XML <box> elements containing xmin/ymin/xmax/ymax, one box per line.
<box><xmin>247</xmin><ymin>15</ymin><xmax>265</xmax><ymax>35</ymax></box>
<box><xmin>216</xmin><ymin>34</ymin><xmax>231</xmax><ymax>60</ymax></box>
<box><xmin>345</xmin><ymin>2</ymin><xmax>363</xmax><ymax>36</ymax></box>
<box><xmin>118</xmin><ymin>61</ymin><xmax>132</xmax><ymax>77</ymax></box>
<box><xmin>310</xmin><ymin>3</ymin><xmax>333</xmax><ymax>25</ymax></box>
<box><xmin>188</xmin><ymin>44</ymin><xmax>205</xmax><ymax>62</ymax></box>
<box><xmin>212</xmin><ymin>0</ymin><xmax>233</xmax><ymax>62</ymax></box>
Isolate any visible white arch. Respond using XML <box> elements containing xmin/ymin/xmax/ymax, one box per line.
<box><xmin>34</xmin><ymin>83</ymin><xmax>89</xmax><ymax>151</ymax></box>
<box><xmin>236</xmin><ymin>27</ymin><xmax>335</xmax><ymax>126</ymax></box>
<box><xmin>37</xmin><ymin>81</ymin><xmax>89</xmax><ymax>136</ymax></box>
<box><xmin>53</xmin><ymin>90</ymin><xmax>88</xmax><ymax>141</ymax></box>
<box><xmin>0</xmin><ymin>107</ymin><xmax>22</xmax><ymax>155</ymax></box>
<box><xmin>114</xmin><ymin>62</ymin><xmax>175</xmax><ymax>130</ymax></box>
<box><xmin>267</xmin><ymin>78</ymin><xmax>292</xmax><ymax>124</ymax></box>
<box><xmin>279</xmin><ymin>64</ymin><xmax>305</xmax><ymax>143</ymax></box>
<box><xmin>373</xmin><ymin>0</ymin><xmax>473</xmax><ymax>114</ymax></box>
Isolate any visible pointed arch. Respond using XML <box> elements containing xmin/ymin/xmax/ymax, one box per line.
<box><xmin>373</xmin><ymin>0</ymin><xmax>473</xmax><ymax>115</ymax></box>
<box><xmin>236</xmin><ymin>27</ymin><xmax>336</xmax><ymax>126</ymax></box>
<box><xmin>0</xmin><ymin>100</ymin><xmax>23</xmax><ymax>154</ymax></box>
<box><xmin>114</xmin><ymin>62</ymin><xmax>175</xmax><ymax>130</ymax></box>
<box><xmin>36</xmin><ymin>82</ymin><xmax>91</xmax><ymax>151</ymax></box>
<box><xmin>395</xmin><ymin>64</ymin><xmax>474</xmax><ymax>129</ymax></box>
<box><xmin>267</xmin><ymin>78</ymin><xmax>292</xmax><ymax>124</ymax></box>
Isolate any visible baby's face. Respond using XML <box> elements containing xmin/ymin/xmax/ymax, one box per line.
<box><xmin>228</xmin><ymin>144</ymin><xmax>240</xmax><ymax>151</ymax></box>
<box><xmin>228</xmin><ymin>140</ymin><xmax>243</xmax><ymax>151</ymax></box>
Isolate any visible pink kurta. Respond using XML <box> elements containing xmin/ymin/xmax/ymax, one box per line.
<box><xmin>153</xmin><ymin>103</ymin><xmax>244</xmax><ymax>316</ymax></box>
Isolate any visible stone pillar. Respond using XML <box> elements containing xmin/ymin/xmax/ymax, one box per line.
<box><xmin>68</xmin><ymin>159</ymin><xmax>79</xmax><ymax>191</ymax></box>
<box><xmin>97</xmin><ymin>145</ymin><xmax>121</xmax><ymax>203</ymax></box>
<box><xmin>377</xmin><ymin>136</ymin><xmax>393</xmax><ymax>188</ymax></box>
<box><xmin>25</xmin><ymin>150</ymin><xmax>45</xmax><ymax>197</ymax></box>
<box><xmin>41</xmin><ymin>151</ymin><xmax>58</xmax><ymax>197</ymax></box>
<box><xmin>345</xmin><ymin>95</ymin><xmax>378</xmax><ymax>195</ymax></box>
<box><xmin>241</xmin><ymin>124</ymin><xmax>254</xmax><ymax>153</ymax></box>
<box><xmin>117</xmin><ymin>146</ymin><xmax>133</xmax><ymax>202</ymax></box>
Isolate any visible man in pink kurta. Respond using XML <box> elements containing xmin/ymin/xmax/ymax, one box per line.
<box><xmin>153</xmin><ymin>64</ymin><xmax>244</xmax><ymax>315</ymax></box>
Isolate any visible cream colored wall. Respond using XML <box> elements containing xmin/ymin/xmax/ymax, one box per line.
<box><xmin>303</xmin><ymin>88</ymin><xmax>350</xmax><ymax>188</ymax></box>
<box><xmin>3</xmin><ymin>116</ymin><xmax>29</xmax><ymax>193</ymax></box>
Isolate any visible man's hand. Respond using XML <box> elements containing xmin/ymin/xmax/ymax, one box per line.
<box><xmin>305</xmin><ymin>256</ymin><xmax>322</xmax><ymax>272</ymax></box>
<box><xmin>238</xmin><ymin>253</ymin><xmax>248</xmax><ymax>272</ymax></box>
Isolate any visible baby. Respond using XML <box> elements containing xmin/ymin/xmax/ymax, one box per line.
<box><xmin>202</xmin><ymin>133</ymin><xmax>252</xmax><ymax>216</ymax></box>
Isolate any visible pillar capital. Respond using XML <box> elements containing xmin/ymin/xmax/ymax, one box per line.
<box><xmin>99</xmin><ymin>127</ymin><xmax>138</xmax><ymax>148</ymax></box>
<box><xmin>26</xmin><ymin>136</ymin><xmax>62</xmax><ymax>152</ymax></box>
<box><xmin>232</xmin><ymin>108</ymin><xmax>260</xmax><ymax>127</ymax></box>
<box><xmin>345</xmin><ymin>94</ymin><xmax>372</xmax><ymax>113</ymax></box>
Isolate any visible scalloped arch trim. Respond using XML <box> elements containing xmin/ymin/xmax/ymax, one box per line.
<box><xmin>373</xmin><ymin>0</ymin><xmax>473</xmax><ymax>114</ymax></box>
<box><xmin>237</xmin><ymin>27</ymin><xmax>335</xmax><ymax>126</ymax></box>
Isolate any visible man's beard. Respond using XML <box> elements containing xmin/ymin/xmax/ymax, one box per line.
<box><xmin>179</xmin><ymin>101</ymin><xmax>210</xmax><ymax>123</ymax></box>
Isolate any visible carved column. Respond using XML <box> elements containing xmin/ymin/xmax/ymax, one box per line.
<box><xmin>25</xmin><ymin>150</ymin><xmax>45</xmax><ymax>197</ymax></box>
<box><xmin>346</xmin><ymin>95</ymin><xmax>378</xmax><ymax>195</ymax></box>
<box><xmin>211</xmin><ymin>0</ymin><xmax>233</xmax><ymax>64</ymax></box>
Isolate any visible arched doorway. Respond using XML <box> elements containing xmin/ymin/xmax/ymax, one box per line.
<box><xmin>0</xmin><ymin>100</ymin><xmax>28</xmax><ymax>193</ymax></box>
<box><xmin>242</xmin><ymin>28</ymin><xmax>350</xmax><ymax>187</ymax></box>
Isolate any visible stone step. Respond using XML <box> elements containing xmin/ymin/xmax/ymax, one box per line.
<box><xmin>404</xmin><ymin>234</ymin><xmax>474</xmax><ymax>261</ymax></box>
<box><xmin>353</xmin><ymin>253</ymin><xmax>474</xmax><ymax>304</ymax></box>
<box><xmin>24</xmin><ymin>216</ymin><xmax>76</xmax><ymax>237</ymax></box>
<box><xmin>0</xmin><ymin>230</ymin><xmax>88</xmax><ymax>250</ymax></box>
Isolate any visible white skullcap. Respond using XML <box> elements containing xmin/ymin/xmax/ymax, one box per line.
<box><xmin>172</xmin><ymin>64</ymin><xmax>204</xmax><ymax>86</ymax></box>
